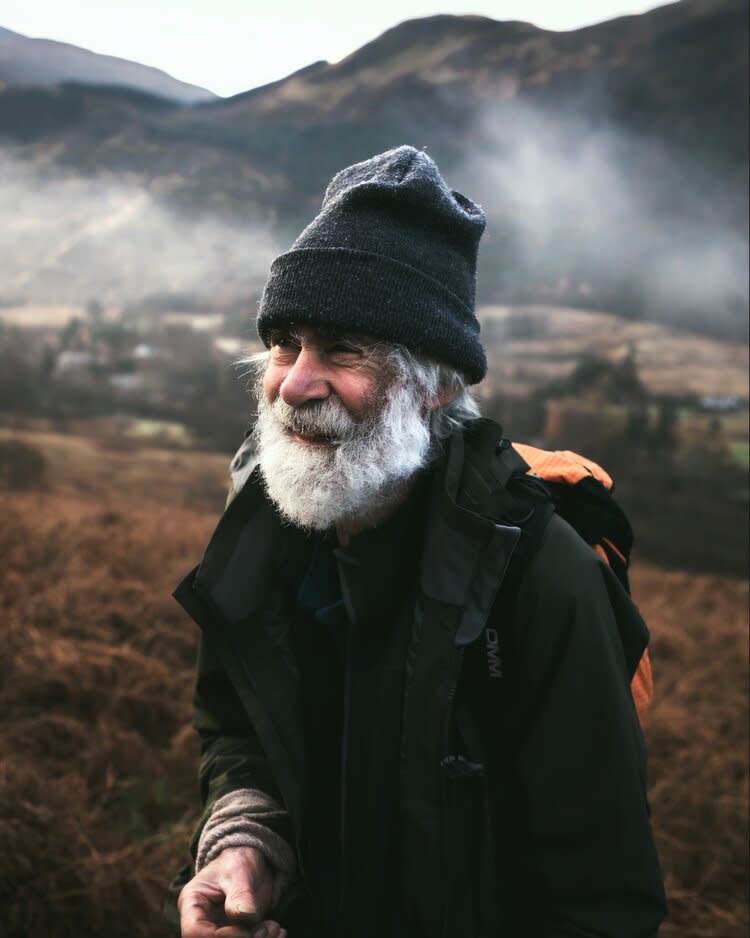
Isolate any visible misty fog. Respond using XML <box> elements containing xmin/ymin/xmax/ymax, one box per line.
<box><xmin>1</xmin><ymin>94</ymin><xmax>747</xmax><ymax>343</ymax></box>
<box><xmin>0</xmin><ymin>156</ymin><xmax>282</xmax><ymax>309</ymax></box>
<box><xmin>456</xmin><ymin>100</ymin><xmax>748</xmax><ymax>340</ymax></box>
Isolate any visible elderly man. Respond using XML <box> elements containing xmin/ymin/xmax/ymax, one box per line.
<box><xmin>167</xmin><ymin>146</ymin><xmax>666</xmax><ymax>938</ymax></box>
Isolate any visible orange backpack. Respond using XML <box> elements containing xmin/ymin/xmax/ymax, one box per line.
<box><xmin>512</xmin><ymin>441</ymin><xmax>653</xmax><ymax>727</ymax></box>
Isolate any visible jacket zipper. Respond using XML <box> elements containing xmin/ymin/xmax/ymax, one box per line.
<box><xmin>336</xmin><ymin>620</ymin><xmax>355</xmax><ymax>932</ymax></box>
<box><xmin>440</xmin><ymin>648</ymin><xmax>464</xmax><ymax>938</ymax></box>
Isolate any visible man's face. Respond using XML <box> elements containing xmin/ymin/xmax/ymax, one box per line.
<box><xmin>261</xmin><ymin>324</ymin><xmax>386</xmax><ymax>442</ymax></box>
<box><xmin>254</xmin><ymin>324</ymin><xmax>435</xmax><ymax>532</ymax></box>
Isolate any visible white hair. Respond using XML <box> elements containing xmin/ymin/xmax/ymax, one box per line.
<box><xmin>389</xmin><ymin>348</ymin><xmax>481</xmax><ymax>444</ymax></box>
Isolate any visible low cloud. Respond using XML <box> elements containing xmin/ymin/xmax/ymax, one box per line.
<box><xmin>2</xmin><ymin>107</ymin><xmax>747</xmax><ymax>342</ymax></box>
<box><xmin>0</xmin><ymin>157</ymin><xmax>282</xmax><ymax>308</ymax></box>
<box><xmin>454</xmin><ymin>101</ymin><xmax>748</xmax><ymax>339</ymax></box>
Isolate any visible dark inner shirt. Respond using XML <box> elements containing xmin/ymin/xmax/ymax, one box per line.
<box><xmin>284</xmin><ymin>476</ymin><xmax>429</xmax><ymax>938</ymax></box>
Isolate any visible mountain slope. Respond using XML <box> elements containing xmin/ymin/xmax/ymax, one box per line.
<box><xmin>0</xmin><ymin>26</ymin><xmax>215</xmax><ymax>103</ymax></box>
<box><xmin>196</xmin><ymin>0</ymin><xmax>746</xmax><ymax>192</ymax></box>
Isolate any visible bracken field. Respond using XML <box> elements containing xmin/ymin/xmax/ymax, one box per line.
<box><xmin>0</xmin><ymin>431</ymin><xmax>747</xmax><ymax>938</ymax></box>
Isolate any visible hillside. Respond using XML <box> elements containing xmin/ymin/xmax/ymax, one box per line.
<box><xmin>479</xmin><ymin>304</ymin><xmax>750</xmax><ymax>399</ymax></box>
<box><xmin>0</xmin><ymin>26</ymin><xmax>215</xmax><ymax>102</ymax></box>
<box><xmin>0</xmin><ymin>0</ymin><xmax>746</xmax><ymax>339</ymax></box>
<box><xmin>199</xmin><ymin>0</ymin><xmax>746</xmax><ymax>178</ymax></box>
<box><xmin>0</xmin><ymin>429</ymin><xmax>746</xmax><ymax>937</ymax></box>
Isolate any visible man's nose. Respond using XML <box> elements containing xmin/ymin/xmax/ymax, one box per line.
<box><xmin>279</xmin><ymin>347</ymin><xmax>331</xmax><ymax>407</ymax></box>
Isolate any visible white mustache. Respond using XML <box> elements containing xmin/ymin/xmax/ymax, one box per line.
<box><xmin>270</xmin><ymin>396</ymin><xmax>362</xmax><ymax>443</ymax></box>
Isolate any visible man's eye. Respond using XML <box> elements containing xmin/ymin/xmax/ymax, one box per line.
<box><xmin>328</xmin><ymin>343</ymin><xmax>362</xmax><ymax>357</ymax></box>
<box><xmin>271</xmin><ymin>335</ymin><xmax>299</xmax><ymax>351</ymax></box>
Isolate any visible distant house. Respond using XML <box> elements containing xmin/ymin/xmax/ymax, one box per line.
<box><xmin>700</xmin><ymin>395</ymin><xmax>740</xmax><ymax>413</ymax></box>
<box><xmin>214</xmin><ymin>337</ymin><xmax>243</xmax><ymax>358</ymax></box>
<box><xmin>54</xmin><ymin>350</ymin><xmax>96</xmax><ymax>373</ymax></box>
<box><xmin>52</xmin><ymin>350</ymin><xmax>99</xmax><ymax>388</ymax></box>
<box><xmin>109</xmin><ymin>373</ymin><xmax>147</xmax><ymax>393</ymax></box>
<box><xmin>163</xmin><ymin>313</ymin><xmax>224</xmax><ymax>333</ymax></box>
<box><xmin>132</xmin><ymin>343</ymin><xmax>171</xmax><ymax>363</ymax></box>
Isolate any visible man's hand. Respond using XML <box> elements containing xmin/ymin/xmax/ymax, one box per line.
<box><xmin>179</xmin><ymin>846</ymin><xmax>287</xmax><ymax>938</ymax></box>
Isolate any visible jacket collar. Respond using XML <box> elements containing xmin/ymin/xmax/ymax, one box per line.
<box><xmin>420</xmin><ymin>426</ymin><xmax>522</xmax><ymax>646</ymax></box>
<box><xmin>192</xmin><ymin>465</ymin><xmax>292</xmax><ymax>624</ymax></box>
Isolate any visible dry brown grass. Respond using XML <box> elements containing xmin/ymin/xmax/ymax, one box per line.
<box><xmin>0</xmin><ymin>430</ymin><xmax>747</xmax><ymax>937</ymax></box>
<box><xmin>0</xmin><ymin>426</ymin><xmax>230</xmax><ymax>513</ymax></box>
<box><xmin>0</xmin><ymin>492</ymin><xmax>214</xmax><ymax>938</ymax></box>
<box><xmin>634</xmin><ymin>566</ymin><xmax>749</xmax><ymax>937</ymax></box>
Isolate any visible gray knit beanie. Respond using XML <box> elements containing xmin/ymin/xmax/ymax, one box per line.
<box><xmin>256</xmin><ymin>145</ymin><xmax>487</xmax><ymax>384</ymax></box>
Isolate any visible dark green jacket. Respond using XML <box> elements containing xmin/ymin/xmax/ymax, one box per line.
<box><xmin>166</xmin><ymin>420</ymin><xmax>666</xmax><ymax>937</ymax></box>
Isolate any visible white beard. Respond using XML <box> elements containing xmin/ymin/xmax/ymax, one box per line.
<box><xmin>255</xmin><ymin>379</ymin><xmax>434</xmax><ymax>531</ymax></box>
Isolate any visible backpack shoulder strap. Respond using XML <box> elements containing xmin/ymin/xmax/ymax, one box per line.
<box><xmin>458</xmin><ymin>427</ymin><xmax>652</xmax><ymax>746</ymax></box>
<box><xmin>457</xmin><ymin>420</ymin><xmax>556</xmax><ymax>563</ymax></box>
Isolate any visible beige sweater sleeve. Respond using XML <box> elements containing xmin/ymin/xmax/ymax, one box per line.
<box><xmin>195</xmin><ymin>788</ymin><xmax>297</xmax><ymax>900</ymax></box>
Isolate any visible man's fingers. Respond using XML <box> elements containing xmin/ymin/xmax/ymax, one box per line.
<box><xmin>224</xmin><ymin>886</ymin><xmax>263</xmax><ymax>924</ymax></box>
<box><xmin>210</xmin><ymin>927</ymin><xmax>257</xmax><ymax>938</ymax></box>
<box><xmin>212</xmin><ymin>927</ymin><xmax>258</xmax><ymax>938</ymax></box>
<box><xmin>179</xmin><ymin>883</ymin><xmax>258</xmax><ymax>937</ymax></box>
<box><xmin>249</xmin><ymin>922</ymin><xmax>287</xmax><ymax>938</ymax></box>
<box><xmin>180</xmin><ymin>885</ymin><xmax>227</xmax><ymax>937</ymax></box>
<box><xmin>179</xmin><ymin>849</ymin><xmax>275</xmax><ymax>936</ymax></box>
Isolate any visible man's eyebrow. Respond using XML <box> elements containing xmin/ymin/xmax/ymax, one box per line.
<box><xmin>267</xmin><ymin>325</ymin><xmax>302</xmax><ymax>344</ymax></box>
<box><xmin>310</xmin><ymin>327</ymin><xmax>382</xmax><ymax>349</ymax></box>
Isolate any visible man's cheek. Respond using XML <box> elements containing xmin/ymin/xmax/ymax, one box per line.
<box><xmin>261</xmin><ymin>369</ymin><xmax>283</xmax><ymax>402</ymax></box>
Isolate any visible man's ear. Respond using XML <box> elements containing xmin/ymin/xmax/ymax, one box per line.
<box><xmin>426</xmin><ymin>387</ymin><xmax>457</xmax><ymax>413</ymax></box>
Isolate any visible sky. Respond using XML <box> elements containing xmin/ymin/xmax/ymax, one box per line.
<box><xmin>1</xmin><ymin>0</ymin><xmax>666</xmax><ymax>97</ymax></box>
